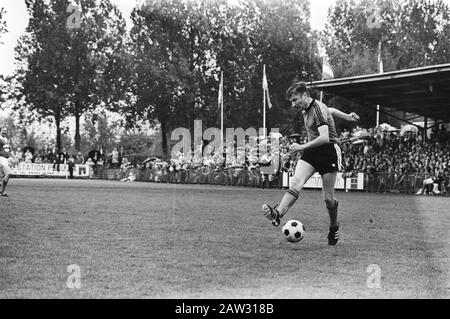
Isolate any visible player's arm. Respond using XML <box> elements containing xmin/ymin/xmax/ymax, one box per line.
<box><xmin>329</xmin><ymin>107</ymin><xmax>360</xmax><ymax>122</ymax></box>
<box><xmin>291</xmin><ymin>125</ymin><xmax>330</xmax><ymax>152</ymax></box>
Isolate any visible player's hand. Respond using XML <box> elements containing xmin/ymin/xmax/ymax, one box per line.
<box><xmin>289</xmin><ymin>143</ymin><xmax>304</xmax><ymax>153</ymax></box>
<box><xmin>349</xmin><ymin>112</ymin><xmax>360</xmax><ymax>122</ymax></box>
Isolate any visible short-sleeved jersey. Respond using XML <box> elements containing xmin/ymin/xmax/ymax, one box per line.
<box><xmin>302</xmin><ymin>99</ymin><xmax>338</xmax><ymax>144</ymax></box>
<box><xmin>0</xmin><ymin>135</ymin><xmax>10</xmax><ymax>158</ymax></box>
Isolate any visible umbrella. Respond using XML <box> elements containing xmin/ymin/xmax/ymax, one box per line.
<box><xmin>287</xmin><ymin>133</ymin><xmax>302</xmax><ymax>144</ymax></box>
<box><xmin>378</xmin><ymin>123</ymin><xmax>391</xmax><ymax>131</ymax></box>
<box><xmin>23</xmin><ymin>146</ymin><xmax>35</xmax><ymax>154</ymax></box>
<box><xmin>88</xmin><ymin>150</ymin><xmax>102</xmax><ymax>162</ymax></box>
<box><xmin>353</xmin><ymin>130</ymin><xmax>372</xmax><ymax>139</ymax></box>
<box><xmin>269</xmin><ymin>132</ymin><xmax>283</xmax><ymax>139</ymax></box>
<box><xmin>388</xmin><ymin>126</ymin><xmax>399</xmax><ymax>132</ymax></box>
<box><xmin>400</xmin><ymin>124</ymin><xmax>419</xmax><ymax>136</ymax></box>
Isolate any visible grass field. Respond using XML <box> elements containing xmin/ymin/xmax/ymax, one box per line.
<box><xmin>0</xmin><ymin>178</ymin><xmax>449</xmax><ymax>299</ymax></box>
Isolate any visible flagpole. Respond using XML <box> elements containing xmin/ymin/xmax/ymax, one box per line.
<box><xmin>221</xmin><ymin>71</ymin><xmax>224</xmax><ymax>151</ymax></box>
<box><xmin>376</xmin><ymin>41</ymin><xmax>383</xmax><ymax>127</ymax></box>
<box><xmin>320</xmin><ymin>57</ymin><xmax>324</xmax><ymax>102</ymax></box>
<box><xmin>263</xmin><ymin>65</ymin><xmax>266</xmax><ymax>138</ymax></box>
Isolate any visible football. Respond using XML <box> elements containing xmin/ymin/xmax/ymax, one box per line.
<box><xmin>282</xmin><ymin>220</ymin><xmax>305</xmax><ymax>243</ymax></box>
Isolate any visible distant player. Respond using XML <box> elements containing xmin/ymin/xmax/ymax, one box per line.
<box><xmin>0</xmin><ymin>128</ymin><xmax>17</xmax><ymax>197</ymax></box>
<box><xmin>262</xmin><ymin>82</ymin><xmax>359</xmax><ymax>245</ymax></box>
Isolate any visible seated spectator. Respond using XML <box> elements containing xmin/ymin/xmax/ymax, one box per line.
<box><xmin>121</xmin><ymin>170</ymin><xmax>136</xmax><ymax>182</ymax></box>
<box><xmin>34</xmin><ymin>155</ymin><xmax>44</xmax><ymax>164</ymax></box>
<box><xmin>75</xmin><ymin>152</ymin><xmax>84</xmax><ymax>165</ymax></box>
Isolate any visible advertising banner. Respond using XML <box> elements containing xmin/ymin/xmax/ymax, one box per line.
<box><xmin>11</xmin><ymin>163</ymin><xmax>90</xmax><ymax>178</ymax></box>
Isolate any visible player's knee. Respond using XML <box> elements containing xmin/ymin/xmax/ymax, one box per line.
<box><xmin>290</xmin><ymin>178</ymin><xmax>305</xmax><ymax>192</ymax></box>
<box><xmin>324</xmin><ymin>197</ymin><xmax>336</xmax><ymax>209</ymax></box>
<box><xmin>2</xmin><ymin>174</ymin><xmax>10</xmax><ymax>183</ymax></box>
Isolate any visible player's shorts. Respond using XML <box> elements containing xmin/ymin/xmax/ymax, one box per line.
<box><xmin>0</xmin><ymin>156</ymin><xmax>12</xmax><ymax>177</ymax></box>
<box><xmin>300</xmin><ymin>143</ymin><xmax>342</xmax><ymax>175</ymax></box>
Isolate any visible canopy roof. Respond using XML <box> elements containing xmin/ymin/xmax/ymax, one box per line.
<box><xmin>309</xmin><ymin>63</ymin><xmax>450</xmax><ymax>122</ymax></box>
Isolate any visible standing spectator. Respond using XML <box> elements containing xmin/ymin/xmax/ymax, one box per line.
<box><xmin>46</xmin><ymin>148</ymin><xmax>54</xmax><ymax>163</ymax></box>
<box><xmin>120</xmin><ymin>156</ymin><xmax>130</xmax><ymax>179</ymax></box>
<box><xmin>99</xmin><ymin>146</ymin><xmax>105</xmax><ymax>165</ymax></box>
<box><xmin>24</xmin><ymin>149</ymin><xmax>33</xmax><ymax>163</ymax></box>
<box><xmin>14</xmin><ymin>148</ymin><xmax>23</xmax><ymax>162</ymax></box>
<box><xmin>85</xmin><ymin>157</ymin><xmax>95</xmax><ymax>179</ymax></box>
<box><xmin>118</xmin><ymin>146</ymin><xmax>125</xmax><ymax>166</ymax></box>
<box><xmin>110</xmin><ymin>147</ymin><xmax>119</xmax><ymax>169</ymax></box>
<box><xmin>53</xmin><ymin>148</ymin><xmax>61</xmax><ymax>172</ymax></box>
<box><xmin>60</xmin><ymin>148</ymin><xmax>69</xmax><ymax>164</ymax></box>
<box><xmin>68</xmin><ymin>156</ymin><xmax>75</xmax><ymax>179</ymax></box>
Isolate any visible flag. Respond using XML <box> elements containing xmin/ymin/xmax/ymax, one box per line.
<box><xmin>322</xmin><ymin>57</ymin><xmax>334</xmax><ymax>80</ymax></box>
<box><xmin>378</xmin><ymin>41</ymin><xmax>384</xmax><ymax>74</ymax></box>
<box><xmin>218</xmin><ymin>73</ymin><xmax>223</xmax><ymax>109</ymax></box>
<box><xmin>218</xmin><ymin>72</ymin><xmax>224</xmax><ymax>151</ymax></box>
<box><xmin>262</xmin><ymin>67</ymin><xmax>272</xmax><ymax>109</ymax></box>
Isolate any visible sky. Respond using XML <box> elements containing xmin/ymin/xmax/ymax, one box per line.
<box><xmin>0</xmin><ymin>0</ymin><xmax>335</xmax><ymax>77</ymax></box>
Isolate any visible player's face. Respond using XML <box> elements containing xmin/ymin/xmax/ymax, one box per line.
<box><xmin>290</xmin><ymin>93</ymin><xmax>308</xmax><ymax>110</ymax></box>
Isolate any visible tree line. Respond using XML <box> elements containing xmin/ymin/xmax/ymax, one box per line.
<box><xmin>1</xmin><ymin>0</ymin><xmax>449</xmax><ymax>157</ymax></box>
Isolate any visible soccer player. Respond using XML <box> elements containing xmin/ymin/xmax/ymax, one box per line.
<box><xmin>0</xmin><ymin>128</ymin><xmax>17</xmax><ymax>197</ymax></box>
<box><xmin>262</xmin><ymin>82</ymin><xmax>359</xmax><ymax>245</ymax></box>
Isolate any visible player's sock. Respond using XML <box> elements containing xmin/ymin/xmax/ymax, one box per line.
<box><xmin>277</xmin><ymin>188</ymin><xmax>300</xmax><ymax>218</ymax></box>
<box><xmin>326</xmin><ymin>199</ymin><xmax>339</xmax><ymax>228</ymax></box>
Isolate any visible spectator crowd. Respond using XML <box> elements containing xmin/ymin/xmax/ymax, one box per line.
<box><xmin>9</xmin><ymin>124</ymin><xmax>450</xmax><ymax>195</ymax></box>
<box><xmin>339</xmin><ymin>124</ymin><xmax>450</xmax><ymax>194</ymax></box>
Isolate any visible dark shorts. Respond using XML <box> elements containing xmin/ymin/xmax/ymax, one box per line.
<box><xmin>300</xmin><ymin>143</ymin><xmax>342</xmax><ymax>175</ymax></box>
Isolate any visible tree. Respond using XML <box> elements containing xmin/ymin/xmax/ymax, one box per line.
<box><xmin>81</xmin><ymin>110</ymin><xmax>120</xmax><ymax>153</ymax></box>
<box><xmin>0</xmin><ymin>6</ymin><xmax>7</xmax><ymax>43</ymax></box>
<box><xmin>64</xmin><ymin>0</ymin><xmax>129</xmax><ymax>151</ymax></box>
<box><xmin>13</xmin><ymin>0</ymin><xmax>129</xmax><ymax>151</ymax></box>
<box><xmin>118</xmin><ymin>133</ymin><xmax>154</xmax><ymax>156</ymax></box>
<box><xmin>13</xmin><ymin>0</ymin><xmax>74</xmax><ymax>150</ymax></box>
<box><xmin>126</xmin><ymin>0</ymin><xmax>320</xmax><ymax>157</ymax></box>
<box><xmin>229</xmin><ymin>0</ymin><xmax>319</xmax><ymax>133</ymax></box>
<box><xmin>324</xmin><ymin>0</ymin><xmax>450</xmax><ymax>76</ymax></box>
<box><xmin>127</xmin><ymin>0</ymin><xmax>200</xmax><ymax>157</ymax></box>
<box><xmin>0</xmin><ymin>6</ymin><xmax>7</xmax><ymax>100</ymax></box>
<box><xmin>323</xmin><ymin>0</ymin><xmax>450</xmax><ymax>128</ymax></box>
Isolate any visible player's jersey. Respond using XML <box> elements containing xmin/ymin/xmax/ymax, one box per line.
<box><xmin>302</xmin><ymin>99</ymin><xmax>338</xmax><ymax>144</ymax></box>
<box><xmin>0</xmin><ymin>135</ymin><xmax>10</xmax><ymax>158</ymax></box>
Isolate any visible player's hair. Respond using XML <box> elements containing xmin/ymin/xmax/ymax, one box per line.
<box><xmin>286</xmin><ymin>81</ymin><xmax>310</xmax><ymax>100</ymax></box>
